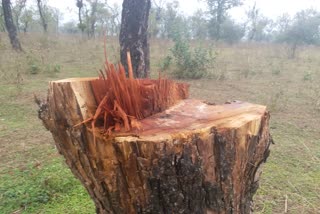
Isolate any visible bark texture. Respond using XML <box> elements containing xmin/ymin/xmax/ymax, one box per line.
<box><xmin>39</xmin><ymin>78</ymin><xmax>272</xmax><ymax>214</ymax></box>
<box><xmin>119</xmin><ymin>0</ymin><xmax>151</xmax><ymax>78</ymax></box>
<box><xmin>2</xmin><ymin>0</ymin><xmax>22</xmax><ymax>51</ymax></box>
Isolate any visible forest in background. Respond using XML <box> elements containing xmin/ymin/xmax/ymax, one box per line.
<box><xmin>1</xmin><ymin>0</ymin><xmax>320</xmax><ymax>48</ymax></box>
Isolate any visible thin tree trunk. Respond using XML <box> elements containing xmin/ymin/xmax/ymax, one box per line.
<box><xmin>216</xmin><ymin>1</ymin><xmax>223</xmax><ymax>41</ymax></box>
<box><xmin>76</xmin><ymin>0</ymin><xmax>84</xmax><ymax>34</ymax></box>
<box><xmin>37</xmin><ymin>0</ymin><xmax>47</xmax><ymax>33</ymax></box>
<box><xmin>13</xmin><ymin>0</ymin><xmax>26</xmax><ymax>33</ymax></box>
<box><xmin>119</xmin><ymin>0</ymin><xmax>151</xmax><ymax>78</ymax></box>
<box><xmin>88</xmin><ymin>0</ymin><xmax>98</xmax><ymax>38</ymax></box>
<box><xmin>22</xmin><ymin>21</ymin><xmax>27</xmax><ymax>33</ymax></box>
<box><xmin>2</xmin><ymin>0</ymin><xmax>22</xmax><ymax>51</ymax></box>
<box><xmin>288</xmin><ymin>42</ymin><xmax>297</xmax><ymax>59</ymax></box>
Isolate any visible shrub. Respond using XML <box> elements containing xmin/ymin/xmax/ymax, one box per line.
<box><xmin>27</xmin><ymin>55</ymin><xmax>41</xmax><ymax>75</ymax></box>
<box><xmin>303</xmin><ymin>71</ymin><xmax>312</xmax><ymax>81</ymax></box>
<box><xmin>163</xmin><ymin>33</ymin><xmax>215</xmax><ymax>79</ymax></box>
<box><xmin>45</xmin><ymin>64</ymin><xmax>62</xmax><ymax>75</ymax></box>
<box><xmin>272</xmin><ymin>68</ymin><xmax>281</xmax><ymax>75</ymax></box>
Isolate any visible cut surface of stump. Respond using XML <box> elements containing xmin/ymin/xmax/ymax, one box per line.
<box><xmin>39</xmin><ymin>77</ymin><xmax>272</xmax><ymax>214</ymax></box>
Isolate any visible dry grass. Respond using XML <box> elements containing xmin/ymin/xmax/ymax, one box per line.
<box><xmin>0</xmin><ymin>33</ymin><xmax>320</xmax><ymax>213</ymax></box>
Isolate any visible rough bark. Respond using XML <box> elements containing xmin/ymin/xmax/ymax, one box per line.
<box><xmin>2</xmin><ymin>0</ymin><xmax>22</xmax><ymax>51</ymax></box>
<box><xmin>119</xmin><ymin>0</ymin><xmax>151</xmax><ymax>78</ymax></box>
<box><xmin>39</xmin><ymin>78</ymin><xmax>272</xmax><ymax>214</ymax></box>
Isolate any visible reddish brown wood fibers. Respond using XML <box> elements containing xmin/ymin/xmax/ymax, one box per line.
<box><xmin>77</xmin><ymin>54</ymin><xmax>189</xmax><ymax>135</ymax></box>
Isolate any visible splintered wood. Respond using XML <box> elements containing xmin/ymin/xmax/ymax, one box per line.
<box><xmin>76</xmin><ymin>52</ymin><xmax>189</xmax><ymax>135</ymax></box>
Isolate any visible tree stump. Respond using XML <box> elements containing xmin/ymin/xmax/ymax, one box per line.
<box><xmin>39</xmin><ymin>77</ymin><xmax>272</xmax><ymax>214</ymax></box>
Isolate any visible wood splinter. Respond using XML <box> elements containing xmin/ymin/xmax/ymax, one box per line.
<box><xmin>74</xmin><ymin>51</ymin><xmax>189</xmax><ymax>141</ymax></box>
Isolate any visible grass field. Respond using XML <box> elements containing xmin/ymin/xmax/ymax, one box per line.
<box><xmin>0</xmin><ymin>33</ymin><xmax>320</xmax><ymax>213</ymax></box>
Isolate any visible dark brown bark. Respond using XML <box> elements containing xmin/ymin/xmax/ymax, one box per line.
<box><xmin>36</xmin><ymin>0</ymin><xmax>47</xmax><ymax>33</ymax></box>
<box><xmin>2</xmin><ymin>0</ymin><xmax>22</xmax><ymax>51</ymax></box>
<box><xmin>39</xmin><ymin>78</ymin><xmax>272</xmax><ymax>214</ymax></box>
<box><xmin>119</xmin><ymin>0</ymin><xmax>151</xmax><ymax>78</ymax></box>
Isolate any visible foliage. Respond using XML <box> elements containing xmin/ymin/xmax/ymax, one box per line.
<box><xmin>0</xmin><ymin>4</ymin><xmax>5</xmax><ymax>32</ymax></box>
<box><xmin>79</xmin><ymin>0</ymin><xmax>121</xmax><ymax>37</ymax></box>
<box><xmin>12</xmin><ymin>0</ymin><xmax>27</xmax><ymax>32</ymax></box>
<box><xmin>26</xmin><ymin>55</ymin><xmax>41</xmax><ymax>74</ymax></box>
<box><xmin>245</xmin><ymin>2</ymin><xmax>274</xmax><ymax>41</ymax></box>
<box><xmin>206</xmin><ymin>0</ymin><xmax>243</xmax><ymax>39</ymax></box>
<box><xmin>303</xmin><ymin>71</ymin><xmax>313</xmax><ymax>81</ymax></box>
<box><xmin>274</xmin><ymin>9</ymin><xmax>320</xmax><ymax>46</ymax></box>
<box><xmin>165</xmin><ymin>33</ymin><xmax>215</xmax><ymax>79</ymax></box>
<box><xmin>159</xmin><ymin>55</ymin><xmax>172</xmax><ymax>72</ymax></box>
<box><xmin>26</xmin><ymin>54</ymin><xmax>61</xmax><ymax>75</ymax></box>
<box><xmin>189</xmin><ymin>9</ymin><xmax>208</xmax><ymax>39</ymax></box>
<box><xmin>220</xmin><ymin>16</ymin><xmax>245</xmax><ymax>43</ymax></box>
<box><xmin>20</xmin><ymin>8</ymin><xmax>34</xmax><ymax>32</ymax></box>
<box><xmin>46</xmin><ymin>63</ymin><xmax>61</xmax><ymax>74</ymax></box>
<box><xmin>61</xmin><ymin>21</ymin><xmax>79</xmax><ymax>34</ymax></box>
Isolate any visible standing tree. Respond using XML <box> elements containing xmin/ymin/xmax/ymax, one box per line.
<box><xmin>246</xmin><ymin>2</ymin><xmax>259</xmax><ymax>41</ymax></box>
<box><xmin>20</xmin><ymin>8</ymin><xmax>33</xmax><ymax>33</ymax></box>
<box><xmin>105</xmin><ymin>2</ymin><xmax>121</xmax><ymax>36</ymax></box>
<box><xmin>119</xmin><ymin>0</ymin><xmax>151</xmax><ymax>78</ymax></box>
<box><xmin>275</xmin><ymin>9</ymin><xmax>320</xmax><ymax>58</ymax></box>
<box><xmin>206</xmin><ymin>0</ymin><xmax>242</xmax><ymax>40</ymax></box>
<box><xmin>80</xmin><ymin>0</ymin><xmax>100</xmax><ymax>38</ymax></box>
<box><xmin>50</xmin><ymin>7</ymin><xmax>62</xmax><ymax>35</ymax></box>
<box><xmin>88</xmin><ymin>0</ymin><xmax>98</xmax><ymax>38</ymax></box>
<box><xmin>2</xmin><ymin>0</ymin><xmax>22</xmax><ymax>51</ymax></box>
<box><xmin>76</xmin><ymin>0</ymin><xmax>85</xmax><ymax>34</ymax></box>
<box><xmin>162</xmin><ymin>1</ymin><xmax>189</xmax><ymax>39</ymax></box>
<box><xmin>220</xmin><ymin>16</ymin><xmax>245</xmax><ymax>43</ymax></box>
<box><xmin>148</xmin><ymin>0</ymin><xmax>165</xmax><ymax>38</ymax></box>
<box><xmin>12</xmin><ymin>0</ymin><xmax>26</xmax><ymax>32</ymax></box>
<box><xmin>0</xmin><ymin>4</ymin><xmax>6</xmax><ymax>32</ymax></box>
<box><xmin>190</xmin><ymin>9</ymin><xmax>209</xmax><ymax>40</ymax></box>
<box><xmin>36</xmin><ymin>0</ymin><xmax>48</xmax><ymax>33</ymax></box>
<box><xmin>245</xmin><ymin>2</ymin><xmax>273</xmax><ymax>42</ymax></box>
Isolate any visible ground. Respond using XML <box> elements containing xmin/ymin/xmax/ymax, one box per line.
<box><xmin>0</xmin><ymin>33</ymin><xmax>319</xmax><ymax>213</ymax></box>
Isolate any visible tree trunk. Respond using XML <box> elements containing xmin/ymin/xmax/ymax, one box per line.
<box><xmin>39</xmin><ymin>77</ymin><xmax>272</xmax><ymax>214</ymax></box>
<box><xmin>2</xmin><ymin>0</ymin><xmax>22</xmax><ymax>51</ymax></box>
<box><xmin>215</xmin><ymin>0</ymin><xmax>223</xmax><ymax>40</ymax></box>
<box><xmin>36</xmin><ymin>0</ymin><xmax>47</xmax><ymax>33</ymax></box>
<box><xmin>76</xmin><ymin>0</ymin><xmax>84</xmax><ymax>34</ymax></box>
<box><xmin>89</xmin><ymin>0</ymin><xmax>98</xmax><ymax>38</ymax></box>
<box><xmin>119</xmin><ymin>0</ymin><xmax>151</xmax><ymax>78</ymax></box>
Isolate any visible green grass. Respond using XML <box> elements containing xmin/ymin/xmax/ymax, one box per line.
<box><xmin>0</xmin><ymin>34</ymin><xmax>320</xmax><ymax>213</ymax></box>
<box><xmin>0</xmin><ymin>155</ymin><xmax>94</xmax><ymax>214</ymax></box>
<box><xmin>254</xmin><ymin>122</ymin><xmax>320</xmax><ymax>213</ymax></box>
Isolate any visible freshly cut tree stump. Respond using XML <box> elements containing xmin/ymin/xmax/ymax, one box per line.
<box><xmin>39</xmin><ymin>77</ymin><xmax>272</xmax><ymax>214</ymax></box>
